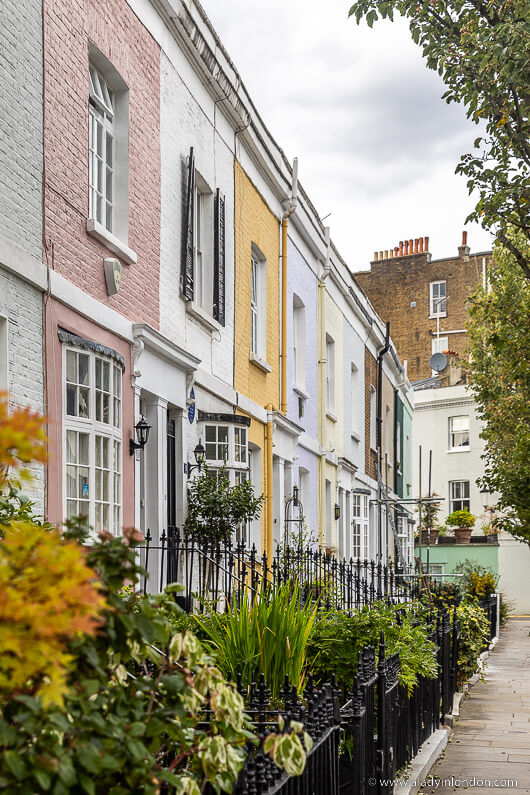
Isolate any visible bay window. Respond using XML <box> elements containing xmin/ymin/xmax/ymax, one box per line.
<box><xmin>63</xmin><ymin>343</ymin><xmax>123</xmax><ymax>534</ymax></box>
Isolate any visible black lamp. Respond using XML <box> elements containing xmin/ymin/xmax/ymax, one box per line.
<box><xmin>187</xmin><ymin>439</ymin><xmax>206</xmax><ymax>478</ymax></box>
<box><xmin>129</xmin><ymin>415</ymin><xmax>151</xmax><ymax>455</ymax></box>
<box><xmin>293</xmin><ymin>485</ymin><xmax>299</xmax><ymax>506</ymax></box>
<box><xmin>479</xmin><ymin>486</ymin><xmax>490</xmax><ymax>509</ymax></box>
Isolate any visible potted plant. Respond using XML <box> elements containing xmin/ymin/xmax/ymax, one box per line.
<box><xmin>435</xmin><ymin>524</ymin><xmax>454</xmax><ymax>544</ymax></box>
<box><xmin>418</xmin><ymin>494</ymin><xmax>442</xmax><ymax>545</ymax></box>
<box><xmin>446</xmin><ymin>509</ymin><xmax>476</xmax><ymax>543</ymax></box>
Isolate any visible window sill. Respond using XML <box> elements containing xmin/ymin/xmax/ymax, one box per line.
<box><xmin>249</xmin><ymin>352</ymin><xmax>271</xmax><ymax>373</ymax></box>
<box><xmin>446</xmin><ymin>447</ymin><xmax>470</xmax><ymax>454</ymax></box>
<box><xmin>293</xmin><ymin>385</ymin><xmax>310</xmax><ymax>400</ymax></box>
<box><xmin>186</xmin><ymin>301</ymin><xmax>221</xmax><ymax>334</ymax></box>
<box><xmin>429</xmin><ymin>313</ymin><xmax>447</xmax><ymax>320</ymax></box>
<box><xmin>326</xmin><ymin>411</ymin><xmax>337</xmax><ymax>423</ymax></box>
<box><xmin>350</xmin><ymin>431</ymin><xmax>361</xmax><ymax>443</ymax></box>
<box><xmin>86</xmin><ymin>219</ymin><xmax>137</xmax><ymax>265</ymax></box>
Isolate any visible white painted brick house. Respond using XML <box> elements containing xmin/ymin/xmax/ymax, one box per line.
<box><xmin>0</xmin><ymin>0</ymin><xmax>45</xmax><ymax>513</ymax></box>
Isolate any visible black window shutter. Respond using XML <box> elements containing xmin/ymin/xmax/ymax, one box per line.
<box><xmin>214</xmin><ymin>188</ymin><xmax>226</xmax><ymax>326</ymax></box>
<box><xmin>181</xmin><ymin>147</ymin><xmax>195</xmax><ymax>301</ymax></box>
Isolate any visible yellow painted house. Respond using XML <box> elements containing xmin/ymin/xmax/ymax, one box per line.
<box><xmin>234</xmin><ymin>161</ymin><xmax>281</xmax><ymax>559</ymax></box>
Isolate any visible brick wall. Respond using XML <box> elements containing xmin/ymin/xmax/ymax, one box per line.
<box><xmin>0</xmin><ymin>0</ymin><xmax>42</xmax><ymax>259</ymax></box>
<box><xmin>43</xmin><ymin>0</ymin><xmax>160</xmax><ymax>326</ymax></box>
<box><xmin>0</xmin><ymin>270</ymin><xmax>44</xmax><ymax>512</ymax></box>
<box><xmin>234</xmin><ymin>161</ymin><xmax>280</xmax><ymax>408</ymax></box>
<box><xmin>355</xmin><ymin>239</ymin><xmax>492</xmax><ymax>383</ymax></box>
<box><xmin>364</xmin><ymin>348</ymin><xmax>377</xmax><ymax>480</ymax></box>
<box><xmin>159</xmin><ymin>52</ymin><xmax>235</xmax><ymax>386</ymax></box>
<box><xmin>0</xmin><ymin>0</ymin><xmax>44</xmax><ymax>511</ymax></box>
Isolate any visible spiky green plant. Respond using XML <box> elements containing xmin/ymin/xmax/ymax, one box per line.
<box><xmin>195</xmin><ymin>582</ymin><xmax>318</xmax><ymax>698</ymax></box>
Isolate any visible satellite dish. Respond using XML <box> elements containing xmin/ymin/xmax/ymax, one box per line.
<box><xmin>429</xmin><ymin>352</ymin><xmax>448</xmax><ymax>372</ymax></box>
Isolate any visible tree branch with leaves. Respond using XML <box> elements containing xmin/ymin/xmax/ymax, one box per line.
<box><xmin>348</xmin><ymin>0</ymin><xmax>530</xmax><ymax>277</ymax></box>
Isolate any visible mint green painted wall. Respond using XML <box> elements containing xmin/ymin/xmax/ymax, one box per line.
<box><xmin>414</xmin><ymin>543</ymin><xmax>499</xmax><ymax>576</ymax></box>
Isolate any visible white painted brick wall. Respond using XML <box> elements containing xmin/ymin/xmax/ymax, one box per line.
<box><xmin>0</xmin><ymin>269</ymin><xmax>45</xmax><ymax>514</ymax></box>
<box><xmin>159</xmin><ymin>52</ymin><xmax>235</xmax><ymax>389</ymax></box>
<box><xmin>0</xmin><ymin>0</ymin><xmax>44</xmax><ymax>513</ymax></box>
<box><xmin>0</xmin><ymin>0</ymin><xmax>42</xmax><ymax>259</ymax></box>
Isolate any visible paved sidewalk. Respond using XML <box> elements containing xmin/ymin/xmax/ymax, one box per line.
<box><xmin>427</xmin><ymin>618</ymin><xmax>530</xmax><ymax>794</ymax></box>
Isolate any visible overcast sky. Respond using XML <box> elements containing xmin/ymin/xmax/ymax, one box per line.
<box><xmin>202</xmin><ymin>0</ymin><xmax>493</xmax><ymax>271</ymax></box>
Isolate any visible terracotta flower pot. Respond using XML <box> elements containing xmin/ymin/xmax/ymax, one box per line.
<box><xmin>454</xmin><ymin>526</ymin><xmax>473</xmax><ymax>544</ymax></box>
<box><xmin>420</xmin><ymin>528</ymin><xmax>439</xmax><ymax>545</ymax></box>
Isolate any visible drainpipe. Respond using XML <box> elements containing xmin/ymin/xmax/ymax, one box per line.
<box><xmin>377</xmin><ymin>321</ymin><xmax>390</xmax><ymax>560</ymax></box>
<box><xmin>318</xmin><ymin>228</ymin><xmax>331</xmax><ymax>548</ymax></box>
<box><xmin>280</xmin><ymin>158</ymin><xmax>298</xmax><ymax>415</ymax></box>
<box><xmin>265</xmin><ymin>404</ymin><xmax>274</xmax><ymax>560</ymax></box>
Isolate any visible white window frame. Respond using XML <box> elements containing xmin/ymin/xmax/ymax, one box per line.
<box><xmin>202</xmin><ymin>423</ymin><xmax>249</xmax><ymax>478</ymax></box>
<box><xmin>87</xmin><ymin>48</ymin><xmax>131</xmax><ymax>257</ymax></box>
<box><xmin>63</xmin><ymin>345</ymin><xmax>123</xmax><ymax>535</ymax></box>
<box><xmin>431</xmin><ymin>336</ymin><xmax>449</xmax><ymax>375</ymax></box>
<box><xmin>430</xmin><ymin>281</ymin><xmax>447</xmax><ymax>318</ymax></box>
<box><xmin>325</xmin><ymin>334</ymin><xmax>335</xmax><ymax>414</ymax></box>
<box><xmin>449</xmin><ymin>416</ymin><xmax>470</xmax><ymax>450</ymax></box>
<box><xmin>89</xmin><ymin>65</ymin><xmax>115</xmax><ymax>234</ymax></box>
<box><xmin>449</xmin><ymin>480</ymin><xmax>470</xmax><ymax>512</ymax></box>
<box><xmin>193</xmin><ymin>173</ymin><xmax>214</xmax><ymax>315</ymax></box>
<box><xmin>350</xmin><ymin>364</ymin><xmax>360</xmax><ymax>438</ymax></box>
<box><xmin>250</xmin><ymin>245</ymin><xmax>267</xmax><ymax>362</ymax></box>
<box><xmin>352</xmin><ymin>493</ymin><xmax>369</xmax><ymax>560</ymax></box>
<box><xmin>293</xmin><ymin>295</ymin><xmax>306</xmax><ymax>391</ymax></box>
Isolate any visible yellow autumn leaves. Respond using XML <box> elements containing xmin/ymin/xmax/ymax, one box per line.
<box><xmin>0</xmin><ymin>393</ymin><xmax>105</xmax><ymax>707</ymax></box>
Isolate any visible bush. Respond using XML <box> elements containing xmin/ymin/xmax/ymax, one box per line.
<box><xmin>446</xmin><ymin>509</ymin><xmax>476</xmax><ymax>528</ymax></box>
<box><xmin>185</xmin><ymin>466</ymin><xmax>262</xmax><ymax>542</ymax></box>
<box><xmin>307</xmin><ymin>602</ymin><xmax>438</xmax><ymax>696</ymax></box>
<box><xmin>0</xmin><ymin>394</ymin><xmax>308</xmax><ymax>793</ymax></box>
<box><xmin>195</xmin><ymin>582</ymin><xmax>318</xmax><ymax>698</ymax></box>
<box><xmin>455</xmin><ymin>600</ymin><xmax>490</xmax><ymax>684</ymax></box>
<box><xmin>453</xmin><ymin>559</ymin><xmax>499</xmax><ymax>599</ymax></box>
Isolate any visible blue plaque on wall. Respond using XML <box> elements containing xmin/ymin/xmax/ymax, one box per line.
<box><xmin>188</xmin><ymin>387</ymin><xmax>196</xmax><ymax>424</ymax></box>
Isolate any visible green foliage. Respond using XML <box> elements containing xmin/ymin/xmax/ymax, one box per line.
<box><xmin>348</xmin><ymin>0</ymin><xmax>530</xmax><ymax>278</ymax></box>
<box><xmin>499</xmin><ymin>594</ymin><xmax>514</xmax><ymax>627</ymax></box>
<box><xmin>307</xmin><ymin>602</ymin><xmax>438</xmax><ymax>696</ymax></box>
<box><xmin>0</xmin><ymin>523</ymin><xmax>257</xmax><ymax>793</ymax></box>
<box><xmin>264</xmin><ymin>716</ymin><xmax>313</xmax><ymax>778</ymax></box>
<box><xmin>467</xmin><ymin>233</ymin><xmax>530</xmax><ymax>542</ymax></box>
<box><xmin>453</xmin><ymin>559</ymin><xmax>498</xmax><ymax>599</ymax></box>
<box><xmin>195</xmin><ymin>582</ymin><xmax>319</xmax><ymax>698</ymax></box>
<box><xmin>417</xmin><ymin>494</ymin><xmax>442</xmax><ymax>530</ymax></box>
<box><xmin>446</xmin><ymin>509</ymin><xmax>476</xmax><ymax>528</ymax></box>
<box><xmin>185</xmin><ymin>467</ymin><xmax>262</xmax><ymax>542</ymax></box>
<box><xmin>455</xmin><ymin>600</ymin><xmax>490</xmax><ymax>683</ymax></box>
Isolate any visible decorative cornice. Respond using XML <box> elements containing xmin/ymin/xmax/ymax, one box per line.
<box><xmin>58</xmin><ymin>329</ymin><xmax>126</xmax><ymax>369</ymax></box>
<box><xmin>197</xmin><ymin>411</ymin><xmax>250</xmax><ymax>427</ymax></box>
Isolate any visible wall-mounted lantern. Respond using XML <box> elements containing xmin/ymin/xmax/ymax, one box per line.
<box><xmin>186</xmin><ymin>439</ymin><xmax>206</xmax><ymax>479</ymax></box>
<box><xmin>129</xmin><ymin>415</ymin><xmax>152</xmax><ymax>456</ymax></box>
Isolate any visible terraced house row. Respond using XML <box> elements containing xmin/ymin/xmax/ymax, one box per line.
<box><xmin>0</xmin><ymin>0</ymin><xmax>414</xmax><ymax>578</ymax></box>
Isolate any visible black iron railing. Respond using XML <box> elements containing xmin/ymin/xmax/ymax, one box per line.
<box><xmin>479</xmin><ymin>593</ymin><xmax>499</xmax><ymax>643</ymax></box>
<box><xmin>140</xmin><ymin>527</ymin><xmax>418</xmax><ymax>610</ymax></box>
<box><xmin>156</xmin><ymin>611</ymin><xmax>459</xmax><ymax>795</ymax></box>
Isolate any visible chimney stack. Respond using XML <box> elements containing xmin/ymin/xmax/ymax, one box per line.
<box><xmin>458</xmin><ymin>230</ymin><xmax>470</xmax><ymax>259</ymax></box>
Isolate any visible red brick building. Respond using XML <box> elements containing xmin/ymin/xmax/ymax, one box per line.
<box><xmin>354</xmin><ymin>233</ymin><xmax>492</xmax><ymax>384</ymax></box>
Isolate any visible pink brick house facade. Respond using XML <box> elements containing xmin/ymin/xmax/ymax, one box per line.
<box><xmin>42</xmin><ymin>0</ymin><xmax>161</xmax><ymax>530</ymax></box>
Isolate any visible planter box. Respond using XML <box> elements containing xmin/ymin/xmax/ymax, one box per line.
<box><xmin>470</xmin><ymin>533</ymin><xmax>498</xmax><ymax>544</ymax></box>
<box><xmin>437</xmin><ymin>536</ymin><xmax>456</xmax><ymax>545</ymax></box>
